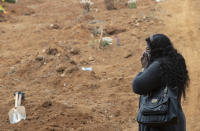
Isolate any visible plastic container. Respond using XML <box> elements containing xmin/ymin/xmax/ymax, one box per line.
<box><xmin>82</xmin><ymin>67</ymin><xmax>93</xmax><ymax>71</ymax></box>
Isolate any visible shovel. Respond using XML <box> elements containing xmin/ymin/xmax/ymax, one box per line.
<box><xmin>8</xmin><ymin>92</ymin><xmax>26</xmax><ymax>124</ymax></box>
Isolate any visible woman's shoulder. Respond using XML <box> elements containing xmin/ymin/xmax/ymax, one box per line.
<box><xmin>150</xmin><ymin>60</ymin><xmax>161</xmax><ymax>68</ymax></box>
<box><xmin>146</xmin><ymin>60</ymin><xmax>162</xmax><ymax>75</ymax></box>
<box><xmin>152</xmin><ymin>58</ymin><xmax>171</xmax><ymax>68</ymax></box>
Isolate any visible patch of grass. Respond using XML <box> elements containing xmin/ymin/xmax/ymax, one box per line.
<box><xmin>88</xmin><ymin>34</ymin><xmax>98</xmax><ymax>48</ymax></box>
<box><xmin>128</xmin><ymin>0</ymin><xmax>136</xmax><ymax>9</ymax></box>
<box><xmin>101</xmin><ymin>40</ymin><xmax>110</xmax><ymax>47</ymax></box>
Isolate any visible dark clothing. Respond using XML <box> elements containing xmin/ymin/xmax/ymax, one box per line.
<box><xmin>132</xmin><ymin>61</ymin><xmax>186</xmax><ymax>131</ymax></box>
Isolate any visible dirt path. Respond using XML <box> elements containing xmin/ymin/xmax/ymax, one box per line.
<box><xmin>158</xmin><ymin>0</ymin><xmax>200</xmax><ymax>130</ymax></box>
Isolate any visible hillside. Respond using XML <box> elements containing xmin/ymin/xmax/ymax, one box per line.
<box><xmin>0</xmin><ymin>0</ymin><xmax>199</xmax><ymax>130</ymax></box>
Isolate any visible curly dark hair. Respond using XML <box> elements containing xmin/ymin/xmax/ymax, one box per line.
<box><xmin>146</xmin><ymin>34</ymin><xmax>189</xmax><ymax>98</ymax></box>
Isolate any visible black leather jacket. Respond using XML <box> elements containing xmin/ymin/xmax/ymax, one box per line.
<box><xmin>132</xmin><ymin>61</ymin><xmax>186</xmax><ymax>131</ymax></box>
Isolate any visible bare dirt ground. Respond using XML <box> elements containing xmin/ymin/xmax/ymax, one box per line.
<box><xmin>0</xmin><ymin>0</ymin><xmax>199</xmax><ymax>130</ymax></box>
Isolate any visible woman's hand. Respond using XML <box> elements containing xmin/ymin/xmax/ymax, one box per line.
<box><xmin>141</xmin><ymin>51</ymin><xmax>150</xmax><ymax>69</ymax></box>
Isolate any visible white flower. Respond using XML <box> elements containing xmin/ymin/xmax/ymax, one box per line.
<box><xmin>128</xmin><ymin>0</ymin><xmax>136</xmax><ymax>4</ymax></box>
<box><xmin>80</xmin><ymin>0</ymin><xmax>93</xmax><ymax>5</ymax></box>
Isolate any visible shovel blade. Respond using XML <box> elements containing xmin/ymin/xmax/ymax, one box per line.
<box><xmin>8</xmin><ymin>106</ymin><xmax>26</xmax><ymax>124</ymax></box>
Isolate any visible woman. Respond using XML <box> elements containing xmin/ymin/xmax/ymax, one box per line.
<box><xmin>132</xmin><ymin>34</ymin><xmax>189</xmax><ymax>131</ymax></box>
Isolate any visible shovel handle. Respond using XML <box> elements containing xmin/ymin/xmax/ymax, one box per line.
<box><xmin>15</xmin><ymin>92</ymin><xmax>18</xmax><ymax>107</ymax></box>
<box><xmin>18</xmin><ymin>93</ymin><xmax>22</xmax><ymax>106</ymax></box>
